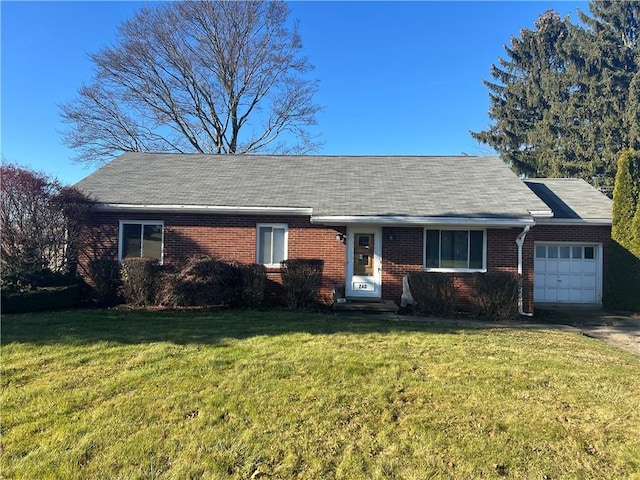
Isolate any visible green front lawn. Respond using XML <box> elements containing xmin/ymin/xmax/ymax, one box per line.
<box><xmin>2</xmin><ymin>309</ymin><xmax>639</xmax><ymax>479</ymax></box>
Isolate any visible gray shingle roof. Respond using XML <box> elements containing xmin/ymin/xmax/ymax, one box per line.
<box><xmin>524</xmin><ymin>179</ymin><xmax>612</xmax><ymax>222</ymax></box>
<box><xmin>76</xmin><ymin>153</ymin><xmax>551</xmax><ymax>219</ymax></box>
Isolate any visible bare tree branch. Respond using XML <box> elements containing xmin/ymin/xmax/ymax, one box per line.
<box><xmin>60</xmin><ymin>0</ymin><xmax>321</xmax><ymax>164</ymax></box>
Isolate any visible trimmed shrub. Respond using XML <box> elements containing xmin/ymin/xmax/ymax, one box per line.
<box><xmin>280</xmin><ymin>259</ymin><xmax>324</xmax><ymax>309</ymax></box>
<box><xmin>88</xmin><ymin>259</ymin><xmax>121</xmax><ymax>306</ymax></box>
<box><xmin>1</xmin><ymin>267</ymin><xmax>81</xmax><ymax>313</ymax></box>
<box><xmin>407</xmin><ymin>272</ymin><xmax>455</xmax><ymax>316</ymax></box>
<box><xmin>240</xmin><ymin>263</ymin><xmax>266</xmax><ymax>309</ymax></box>
<box><xmin>472</xmin><ymin>271</ymin><xmax>519</xmax><ymax>321</ymax></box>
<box><xmin>1</xmin><ymin>285</ymin><xmax>79</xmax><ymax>314</ymax></box>
<box><xmin>1</xmin><ymin>268</ymin><xmax>75</xmax><ymax>294</ymax></box>
<box><xmin>121</xmin><ymin>257</ymin><xmax>160</xmax><ymax>307</ymax></box>
<box><xmin>156</xmin><ymin>255</ymin><xmax>242</xmax><ymax>307</ymax></box>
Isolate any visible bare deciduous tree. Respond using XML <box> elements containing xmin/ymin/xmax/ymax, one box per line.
<box><xmin>61</xmin><ymin>0</ymin><xmax>321</xmax><ymax>165</ymax></box>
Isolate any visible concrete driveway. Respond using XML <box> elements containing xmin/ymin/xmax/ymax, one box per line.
<box><xmin>534</xmin><ymin>306</ymin><xmax>640</xmax><ymax>356</ymax></box>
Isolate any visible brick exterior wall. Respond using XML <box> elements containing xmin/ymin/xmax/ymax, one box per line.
<box><xmin>382</xmin><ymin>227</ymin><xmax>531</xmax><ymax>312</ymax></box>
<box><xmin>80</xmin><ymin>212</ymin><xmax>346</xmax><ymax>304</ymax></box>
<box><xmin>80</xmin><ymin>211</ymin><xmax>609</xmax><ymax>312</ymax></box>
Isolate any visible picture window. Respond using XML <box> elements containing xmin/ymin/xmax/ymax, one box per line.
<box><xmin>424</xmin><ymin>229</ymin><xmax>485</xmax><ymax>271</ymax></box>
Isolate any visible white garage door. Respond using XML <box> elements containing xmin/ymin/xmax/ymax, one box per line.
<box><xmin>534</xmin><ymin>244</ymin><xmax>601</xmax><ymax>304</ymax></box>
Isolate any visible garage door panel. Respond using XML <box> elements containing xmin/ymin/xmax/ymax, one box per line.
<box><xmin>569</xmin><ymin>276</ymin><xmax>582</xmax><ymax>288</ymax></box>
<box><xmin>570</xmin><ymin>262</ymin><xmax>583</xmax><ymax>273</ymax></box>
<box><xmin>583</xmin><ymin>262</ymin><xmax>596</xmax><ymax>274</ymax></box>
<box><xmin>557</xmin><ymin>288</ymin><xmax>570</xmax><ymax>302</ymax></box>
<box><xmin>546</xmin><ymin>262</ymin><xmax>558</xmax><ymax>273</ymax></box>
<box><xmin>569</xmin><ymin>289</ymin><xmax>583</xmax><ymax>302</ymax></box>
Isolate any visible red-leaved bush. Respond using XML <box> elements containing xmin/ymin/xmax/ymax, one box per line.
<box><xmin>1</xmin><ymin>163</ymin><xmax>93</xmax><ymax>286</ymax></box>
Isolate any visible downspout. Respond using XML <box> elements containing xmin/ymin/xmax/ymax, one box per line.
<box><xmin>515</xmin><ymin>225</ymin><xmax>533</xmax><ymax>317</ymax></box>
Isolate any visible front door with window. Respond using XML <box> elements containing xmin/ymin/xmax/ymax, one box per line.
<box><xmin>346</xmin><ymin>228</ymin><xmax>382</xmax><ymax>299</ymax></box>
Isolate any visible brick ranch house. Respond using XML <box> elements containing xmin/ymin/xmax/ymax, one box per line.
<box><xmin>76</xmin><ymin>153</ymin><xmax>613</xmax><ymax>315</ymax></box>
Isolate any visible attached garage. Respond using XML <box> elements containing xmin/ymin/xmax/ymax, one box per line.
<box><xmin>534</xmin><ymin>243</ymin><xmax>602</xmax><ymax>304</ymax></box>
<box><xmin>525</xmin><ymin>178</ymin><xmax>612</xmax><ymax>308</ymax></box>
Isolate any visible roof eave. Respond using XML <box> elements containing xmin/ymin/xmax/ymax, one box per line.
<box><xmin>94</xmin><ymin>203</ymin><xmax>313</xmax><ymax>216</ymax></box>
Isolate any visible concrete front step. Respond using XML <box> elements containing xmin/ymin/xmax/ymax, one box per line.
<box><xmin>332</xmin><ymin>299</ymin><xmax>399</xmax><ymax>314</ymax></box>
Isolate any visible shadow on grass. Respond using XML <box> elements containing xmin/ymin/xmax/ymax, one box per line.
<box><xmin>1</xmin><ymin>308</ymin><xmax>470</xmax><ymax>346</ymax></box>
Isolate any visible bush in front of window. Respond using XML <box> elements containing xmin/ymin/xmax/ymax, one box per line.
<box><xmin>156</xmin><ymin>255</ymin><xmax>243</xmax><ymax>307</ymax></box>
<box><xmin>280</xmin><ymin>259</ymin><xmax>324</xmax><ymax>310</ymax></box>
<box><xmin>472</xmin><ymin>271</ymin><xmax>519</xmax><ymax>321</ymax></box>
<box><xmin>121</xmin><ymin>257</ymin><xmax>160</xmax><ymax>307</ymax></box>
<box><xmin>88</xmin><ymin>259</ymin><xmax>122</xmax><ymax>306</ymax></box>
<box><xmin>407</xmin><ymin>272</ymin><xmax>456</xmax><ymax>316</ymax></box>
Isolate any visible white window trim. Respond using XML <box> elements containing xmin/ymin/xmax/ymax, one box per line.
<box><xmin>118</xmin><ymin>220</ymin><xmax>165</xmax><ymax>264</ymax></box>
<box><xmin>423</xmin><ymin>227</ymin><xmax>487</xmax><ymax>273</ymax></box>
<box><xmin>256</xmin><ymin>223</ymin><xmax>288</xmax><ymax>267</ymax></box>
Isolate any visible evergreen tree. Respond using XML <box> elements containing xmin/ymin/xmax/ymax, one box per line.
<box><xmin>471</xmin><ymin>11</ymin><xmax>574</xmax><ymax>178</ymax></box>
<box><xmin>606</xmin><ymin>148</ymin><xmax>640</xmax><ymax>311</ymax></box>
<box><xmin>632</xmin><ymin>198</ymin><xmax>640</xmax><ymax>258</ymax></box>
<box><xmin>571</xmin><ymin>1</ymin><xmax>640</xmax><ymax>187</ymax></box>
<box><xmin>473</xmin><ymin>1</ymin><xmax>640</xmax><ymax>190</ymax></box>
<box><xmin>626</xmin><ymin>71</ymin><xmax>640</xmax><ymax>151</ymax></box>
<box><xmin>611</xmin><ymin>149</ymin><xmax>638</xmax><ymax>246</ymax></box>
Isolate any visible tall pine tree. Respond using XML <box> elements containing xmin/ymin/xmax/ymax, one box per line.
<box><xmin>570</xmin><ymin>1</ymin><xmax>640</xmax><ymax>188</ymax></box>
<box><xmin>472</xmin><ymin>11</ymin><xmax>574</xmax><ymax>179</ymax></box>
<box><xmin>473</xmin><ymin>1</ymin><xmax>640</xmax><ymax>190</ymax></box>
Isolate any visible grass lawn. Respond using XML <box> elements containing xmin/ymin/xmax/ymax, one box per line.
<box><xmin>2</xmin><ymin>309</ymin><xmax>639</xmax><ymax>479</ymax></box>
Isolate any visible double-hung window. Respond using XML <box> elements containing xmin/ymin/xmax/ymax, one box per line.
<box><xmin>424</xmin><ymin>228</ymin><xmax>485</xmax><ymax>271</ymax></box>
<box><xmin>257</xmin><ymin>224</ymin><xmax>287</xmax><ymax>266</ymax></box>
<box><xmin>119</xmin><ymin>220</ymin><xmax>164</xmax><ymax>263</ymax></box>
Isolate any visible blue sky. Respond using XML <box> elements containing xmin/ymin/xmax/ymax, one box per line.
<box><xmin>1</xmin><ymin>1</ymin><xmax>587</xmax><ymax>185</ymax></box>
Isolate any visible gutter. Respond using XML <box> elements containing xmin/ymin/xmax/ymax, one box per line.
<box><xmin>515</xmin><ymin>224</ymin><xmax>533</xmax><ymax>317</ymax></box>
<box><xmin>533</xmin><ymin>218</ymin><xmax>612</xmax><ymax>226</ymax></box>
<box><xmin>311</xmin><ymin>215</ymin><xmax>536</xmax><ymax>227</ymax></box>
<box><xmin>94</xmin><ymin>203</ymin><xmax>314</xmax><ymax>216</ymax></box>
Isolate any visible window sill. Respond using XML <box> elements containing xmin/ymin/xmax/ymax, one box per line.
<box><xmin>264</xmin><ymin>265</ymin><xmax>283</xmax><ymax>272</ymax></box>
<box><xmin>424</xmin><ymin>268</ymin><xmax>487</xmax><ymax>274</ymax></box>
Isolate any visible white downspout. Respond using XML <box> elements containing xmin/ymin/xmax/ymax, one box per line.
<box><xmin>515</xmin><ymin>225</ymin><xmax>533</xmax><ymax>317</ymax></box>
